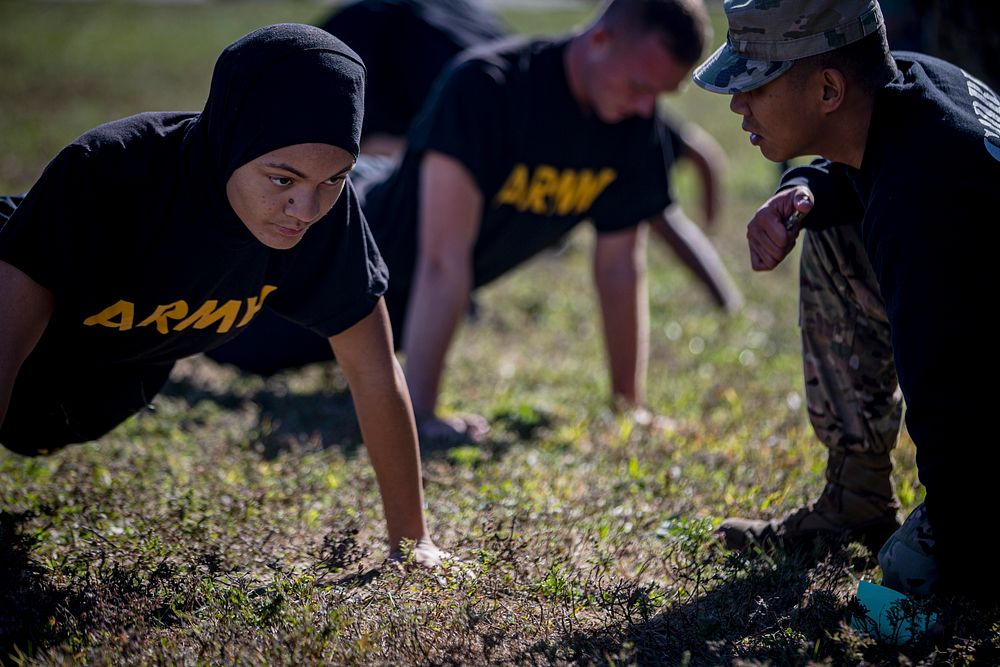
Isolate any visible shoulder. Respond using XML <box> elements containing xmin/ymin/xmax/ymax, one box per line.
<box><xmin>446</xmin><ymin>36</ymin><xmax>558</xmax><ymax>87</ymax></box>
<box><xmin>67</xmin><ymin>112</ymin><xmax>195</xmax><ymax>171</ymax></box>
<box><xmin>888</xmin><ymin>54</ymin><xmax>997</xmax><ymax>139</ymax></box>
<box><xmin>412</xmin><ymin>0</ymin><xmax>508</xmax><ymax>46</ymax></box>
<box><xmin>74</xmin><ymin>112</ymin><xmax>194</xmax><ymax>149</ymax></box>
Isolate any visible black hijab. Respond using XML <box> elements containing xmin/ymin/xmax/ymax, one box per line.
<box><xmin>191</xmin><ymin>23</ymin><xmax>367</xmax><ymax>188</ymax></box>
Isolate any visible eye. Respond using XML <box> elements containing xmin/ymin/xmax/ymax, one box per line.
<box><xmin>324</xmin><ymin>175</ymin><xmax>347</xmax><ymax>186</ymax></box>
<box><xmin>269</xmin><ymin>176</ymin><xmax>293</xmax><ymax>187</ymax></box>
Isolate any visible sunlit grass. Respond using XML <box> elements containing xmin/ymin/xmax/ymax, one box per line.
<box><xmin>0</xmin><ymin>2</ymin><xmax>985</xmax><ymax>664</ymax></box>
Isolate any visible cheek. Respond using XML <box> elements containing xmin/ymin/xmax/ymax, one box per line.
<box><xmin>585</xmin><ymin>65</ymin><xmax>611</xmax><ymax>105</ymax></box>
<box><xmin>602</xmin><ymin>70</ymin><xmax>626</xmax><ymax>100</ymax></box>
<box><xmin>233</xmin><ymin>187</ymin><xmax>278</xmax><ymax>226</ymax></box>
<box><xmin>322</xmin><ymin>184</ymin><xmax>346</xmax><ymax>213</ymax></box>
<box><xmin>258</xmin><ymin>192</ymin><xmax>280</xmax><ymax>217</ymax></box>
<box><xmin>244</xmin><ymin>185</ymin><xmax>280</xmax><ymax>218</ymax></box>
<box><xmin>228</xmin><ymin>179</ymin><xmax>255</xmax><ymax>216</ymax></box>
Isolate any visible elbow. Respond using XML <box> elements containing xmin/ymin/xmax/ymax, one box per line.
<box><xmin>416</xmin><ymin>249</ymin><xmax>472</xmax><ymax>288</ymax></box>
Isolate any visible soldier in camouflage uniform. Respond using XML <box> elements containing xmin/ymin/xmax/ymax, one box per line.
<box><xmin>692</xmin><ymin>0</ymin><xmax>1000</xmax><ymax>598</ymax></box>
<box><xmin>717</xmin><ymin>222</ymin><xmax>905</xmax><ymax>555</ymax></box>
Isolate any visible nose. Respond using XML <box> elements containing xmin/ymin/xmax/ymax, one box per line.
<box><xmin>284</xmin><ymin>190</ymin><xmax>321</xmax><ymax>223</ymax></box>
<box><xmin>730</xmin><ymin>92</ymin><xmax>749</xmax><ymax>115</ymax></box>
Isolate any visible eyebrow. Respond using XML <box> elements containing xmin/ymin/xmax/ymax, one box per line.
<box><xmin>263</xmin><ymin>162</ymin><xmax>354</xmax><ymax>180</ymax></box>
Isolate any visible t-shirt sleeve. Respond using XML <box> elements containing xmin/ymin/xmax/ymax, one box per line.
<box><xmin>267</xmin><ymin>178</ymin><xmax>389</xmax><ymax>338</ymax></box>
<box><xmin>588</xmin><ymin>116</ymin><xmax>676</xmax><ymax>234</ymax></box>
<box><xmin>408</xmin><ymin>57</ymin><xmax>507</xmax><ymax>194</ymax></box>
<box><xmin>0</xmin><ymin>145</ymin><xmax>96</xmax><ymax>296</ymax></box>
<box><xmin>778</xmin><ymin>159</ymin><xmax>865</xmax><ymax>229</ymax></box>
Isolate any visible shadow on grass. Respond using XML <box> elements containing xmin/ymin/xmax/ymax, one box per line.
<box><xmin>160</xmin><ymin>354</ymin><xmax>579</xmax><ymax>483</ymax></box>
<box><xmin>537</xmin><ymin>545</ymin><xmax>1000</xmax><ymax>665</ymax></box>
<box><xmin>165</xmin><ymin>360</ymin><xmax>557</xmax><ymax>466</ymax></box>
<box><xmin>162</xmin><ymin>374</ymin><xmax>364</xmax><ymax>460</ymax></box>
<box><xmin>1</xmin><ymin>509</ymin><xmax>247</xmax><ymax>663</ymax></box>
<box><xmin>416</xmin><ymin>404</ymin><xmax>554</xmax><ymax>465</ymax></box>
<box><xmin>545</xmin><ymin>549</ymin><xmax>857</xmax><ymax>665</ymax></box>
<box><xmin>0</xmin><ymin>511</ymin><xmax>77</xmax><ymax>662</ymax></box>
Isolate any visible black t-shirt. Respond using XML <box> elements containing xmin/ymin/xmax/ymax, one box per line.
<box><xmin>319</xmin><ymin>0</ymin><xmax>508</xmax><ymax>139</ymax></box>
<box><xmin>364</xmin><ymin>37</ymin><xmax>681</xmax><ymax>311</ymax></box>
<box><xmin>0</xmin><ymin>112</ymin><xmax>388</xmax><ymax>373</ymax></box>
<box><xmin>782</xmin><ymin>53</ymin><xmax>1000</xmax><ymax>595</ymax></box>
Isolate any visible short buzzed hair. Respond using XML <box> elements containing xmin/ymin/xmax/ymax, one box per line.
<box><xmin>789</xmin><ymin>29</ymin><xmax>898</xmax><ymax>96</ymax></box>
<box><xmin>599</xmin><ymin>0</ymin><xmax>711</xmax><ymax>65</ymax></box>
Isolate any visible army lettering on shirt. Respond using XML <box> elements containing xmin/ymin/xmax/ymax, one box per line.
<box><xmin>494</xmin><ymin>164</ymin><xmax>617</xmax><ymax>216</ymax></box>
<box><xmin>0</xmin><ymin>113</ymin><xmax>388</xmax><ymax>370</ymax></box>
<box><xmin>83</xmin><ymin>284</ymin><xmax>278</xmax><ymax>334</ymax></box>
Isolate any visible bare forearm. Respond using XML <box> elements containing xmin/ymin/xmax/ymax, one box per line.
<box><xmin>594</xmin><ymin>229</ymin><xmax>648</xmax><ymax>405</ymax></box>
<box><xmin>330</xmin><ymin>301</ymin><xmax>437</xmax><ymax>559</ymax></box>
<box><xmin>599</xmin><ymin>275</ymin><xmax>648</xmax><ymax>404</ymax></box>
<box><xmin>678</xmin><ymin>122</ymin><xmax>725</xmax><ymax>225</ymax></box>
<box><xmin>402</xmin><ymin>262</ymin><xmax>472</xmax><ymax>418</ymax></box>
<box><xmin>347</xmin><ymin>356</ymin><xmax>429</xmax><ymax>548</ymax></box>
<box><xmin>650</xmin><ymin>208</ymin><xmax>742</xmax><ymax>311</ymax></box>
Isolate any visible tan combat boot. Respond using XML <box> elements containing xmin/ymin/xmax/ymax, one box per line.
<box><xmin>716</xmin><ymin>450</ymin><xmax>901</xmax><ymax>554</ymax></box>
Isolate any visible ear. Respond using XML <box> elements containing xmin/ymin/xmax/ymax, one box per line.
<box><xmin>589</xmin><ymin>24</ymin><xmax>613</xmax><ymax>52</ymax></box>
<box><xmin>819</xmin><ymin>68</ymin><xmax>847</xmax><ymax>113</ymax></box>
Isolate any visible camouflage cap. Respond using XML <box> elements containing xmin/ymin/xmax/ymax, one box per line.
<box><xmin>693</xmin><ymin>0</ymin><xmax>884</xmax><ymax>94</ymax></box>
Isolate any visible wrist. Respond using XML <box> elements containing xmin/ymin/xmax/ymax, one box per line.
<box><xmin>388</xmin><ymin>522</ymin><xmax>430</xmax><ymax>551</ymax></box>
<box><xmin>610</xmin><ymin>391</ymin><xmax>641</xmax><ymax>412</ymax></box>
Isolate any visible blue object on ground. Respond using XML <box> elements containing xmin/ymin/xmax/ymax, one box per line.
<box><xmin>852</xmin><ymin>580</ymin><xmax>938</xmax><ymax>645</ymax></box>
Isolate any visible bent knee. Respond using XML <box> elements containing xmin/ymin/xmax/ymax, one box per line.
<box><xmin>878</xmin><ymin>504</ymin><xmax>939</xmax><ymax>597</ymax></box>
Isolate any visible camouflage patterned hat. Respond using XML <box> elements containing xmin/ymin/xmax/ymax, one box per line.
<box><xmin>693</xmin><ymin>0</ymin><xmax>885</xmax><ymax>94</ymax></box>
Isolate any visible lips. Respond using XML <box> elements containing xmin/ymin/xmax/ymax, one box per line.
<box><xmin>274</xmin><ymin>223</ymin><xmax>306</xmax><ymax>238</ymax></box>
<box><xmin>742</xmin><ymin>122</ymin><xmax>762</xmax><ymax>146</ymax></box>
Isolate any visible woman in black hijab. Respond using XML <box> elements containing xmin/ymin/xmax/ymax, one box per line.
<box><xmin>0</xmin><ymin>24</ymin><xmax>441</xmax><ymax>565</ymax></box>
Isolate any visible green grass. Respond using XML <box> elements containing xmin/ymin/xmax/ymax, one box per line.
<box><xmin>2</xmin><ymin>2</ymin><xmax>997</xmax><ymax>665</ymax></box>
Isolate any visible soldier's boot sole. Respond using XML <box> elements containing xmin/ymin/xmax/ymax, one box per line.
<box><xmin>715</xmin><ymin>512</ymin><xmax>901</xmax><ymax>555</ymax></box>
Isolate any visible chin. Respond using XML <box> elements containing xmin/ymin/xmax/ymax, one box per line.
<box><xmin>758</xmin><ymin>145</ymin><xmax>791</xmax><ymax>164</ymax></box>
<box><xmin>599</xmin><ymin>109</ymin><xmax>627</xmax><ymax>124</ymax></box>
<box><xmin>267</xmin><ymin>237</ymin><xmax>303</xmax><ymax>251</ymax></box>
<box><xmin>253</xmin><ymin>231</ymin><xmax>302</xmax><ymax>251</ymax></box>
<box><xmin>589</xmin><ymin>101</ymin><xmax>622</xmax><ymax>124</ymax></box>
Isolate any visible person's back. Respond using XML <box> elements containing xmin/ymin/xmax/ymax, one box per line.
<box><xmin>318</xmin><ymin>0</ymin><xmax>508</xmax><ymax>151</ymax></box>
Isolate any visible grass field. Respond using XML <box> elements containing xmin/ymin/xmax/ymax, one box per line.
<box><xmin>1</xmin><ymin>2</ymin><xmax>997</xmax><ymax>664</ymax></box>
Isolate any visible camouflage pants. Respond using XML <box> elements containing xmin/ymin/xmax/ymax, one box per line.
<box><xmin>879</xmin><ymin>504</ymin><xmax>938</xmax><ymax>597</ymax></box>
<box><xmin>799</xmin><ymin>225</ymin><xmax>903</xmax><ymax>458</ymax></box>
<box><xmin>801</xmin><ymin>226</ymin><xmax>938</xmax><ymax>594</ymax></box>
